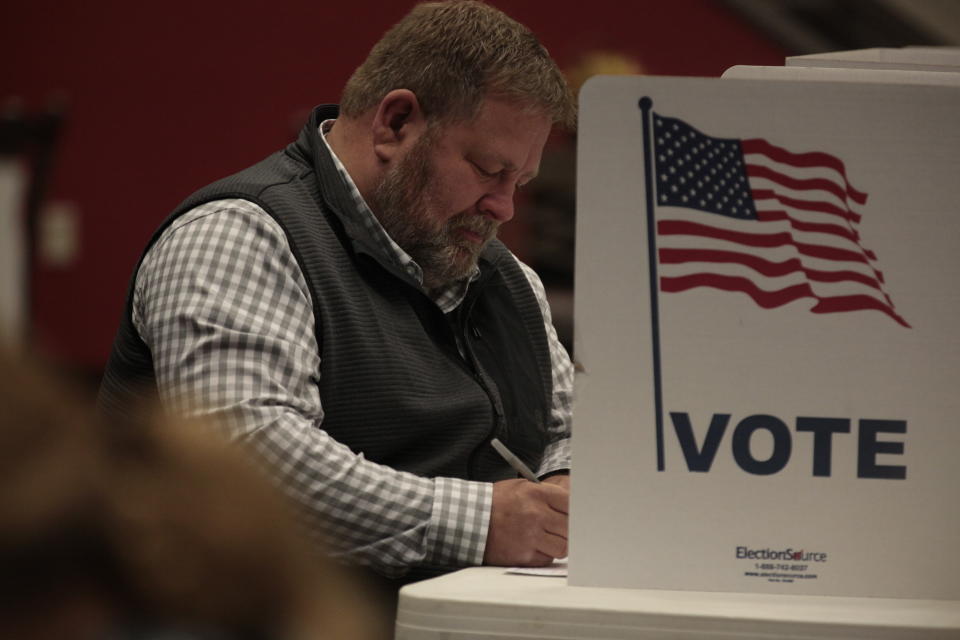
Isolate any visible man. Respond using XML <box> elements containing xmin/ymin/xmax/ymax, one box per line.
<box><xmin>100</xmin><ymin>0</ymin><xmax>576</xmax><ymax>582</ymax></box>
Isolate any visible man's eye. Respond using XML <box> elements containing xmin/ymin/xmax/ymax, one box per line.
<box><xmin>473</xmin><ymin>162</ymin><xmax>498</xmax><ymax>178</ymax></box>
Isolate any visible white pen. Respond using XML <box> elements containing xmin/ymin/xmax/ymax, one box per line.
<box><xmin>490</xmin><ymin>437</ymin><xmax>540</xmax><ymax>483</ymax></box>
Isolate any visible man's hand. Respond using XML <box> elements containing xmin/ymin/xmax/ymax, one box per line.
<box><xmin>483</xmin><ymin>478</ymin><xmax>568</xmax><ymax>567</ymax></box>
<box><xmin>542</xmin><ymin>473</ymin><xmax>570</xmax><ymax>492</ymax></box>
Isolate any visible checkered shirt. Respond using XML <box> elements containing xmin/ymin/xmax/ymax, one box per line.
<box><xmin>131</xmin><ymin>122</ymin><xmax>573</xmax><ymax>577</ymax></box>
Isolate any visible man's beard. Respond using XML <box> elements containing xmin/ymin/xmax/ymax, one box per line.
<box><xmin>370</xmin><ymin>130</ymin><xmax>499</xmax><ymax>291</ymax></box>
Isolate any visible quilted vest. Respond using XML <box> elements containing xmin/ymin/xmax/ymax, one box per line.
<box><xmin>99</xmin><ymin>105</ymin><xmax>554</xmax><ymax>481</ymax></box>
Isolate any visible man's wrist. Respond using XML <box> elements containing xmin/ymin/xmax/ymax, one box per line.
<box><xmin>429</xmin><ymin>477</ymin><xmax>493</xmax><ymax>567</ymax></box>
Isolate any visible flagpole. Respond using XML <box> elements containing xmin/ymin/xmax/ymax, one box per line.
<box><xmin>639</xmin><ymin>97</ymin><xmax>665</xmax><ymax>472</ymax></box>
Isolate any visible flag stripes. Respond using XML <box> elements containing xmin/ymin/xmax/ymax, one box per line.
<box><xmin>652</xmin><ymin>112</ymin><xmax>909</xmax><ymax>327</ymax></box>
<box><xmin>741</xmin><ymin>138</ymin><xmax>868</xmax><ymax>205</ymax></box>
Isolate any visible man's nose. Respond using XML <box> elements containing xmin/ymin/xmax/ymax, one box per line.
<box><xmin>479</xmin><ymin>186</ymin><xmax>515</xmax><ymax>223</ymax></box>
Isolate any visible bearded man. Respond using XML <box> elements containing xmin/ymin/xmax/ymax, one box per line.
<box><xmin>100</xmin><ymin>0</ymin><xmax>577</xmax><ymax>590</ymax></box>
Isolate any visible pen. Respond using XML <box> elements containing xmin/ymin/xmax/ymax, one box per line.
<box><xmin>490</xmin><ymin>437</ymin><xmax>540</xmax><ymax>483</ymax></box>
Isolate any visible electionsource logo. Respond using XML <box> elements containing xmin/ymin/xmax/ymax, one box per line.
<box><xmin>736</xmin><ymin>546</ymin><xmax>828</xmax><ymax>562</ymax></box>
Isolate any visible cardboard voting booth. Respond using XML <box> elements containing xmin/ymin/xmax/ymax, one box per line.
<box><xmin>569</xmin><ymin>75</ymin><xmax>960</xmax><ymax>600</ymax></box>
<box><xmin>722</xmin><ymin>64</ymin><xmax>960</xmax><ymax>87</ymax></box>
<box><xmin>785</xmin><ymin>46</ymin><xmax>960</xmax><ymax>71</ymax></box>
<box><xmin>395</xmin><ymin>567</ymin><xmax>960</xmax><ymax>639</ymax></box>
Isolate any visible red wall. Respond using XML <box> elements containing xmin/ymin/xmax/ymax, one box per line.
<box><xmin>1</xmin><ymin>0</ymin><xmax>785</xmax><ymax>370</ymax></box>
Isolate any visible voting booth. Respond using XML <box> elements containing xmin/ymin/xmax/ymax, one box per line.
<box><xmin>570</xmin><ymin>74</ymin><xmax>960</xmax><ymax>600</ymax></box>
<box><xmin>783</xmin><ymin>46</ymin><xmax>960</xmax><ymax>72</ymax></box>
<box><xmin>397</xmin><ymin>52</ymin><xmax>960</xmax><ymax>638</ymax></box>
<box><xmin>396</xmin><ymin>567</ymin><xmax>958</xmax><ymax>639</ymax></box>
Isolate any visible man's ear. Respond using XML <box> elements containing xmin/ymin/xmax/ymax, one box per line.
<box><xmin>372</xmin><ymin>89</ymin><xmax>427</xmax><ymax>163</ymax></box>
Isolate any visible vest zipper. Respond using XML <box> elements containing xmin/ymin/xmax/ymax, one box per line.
<box><xmin>459</xmin><ymin>304</ymin><xmax>505</xmax><ymax>480</ymax></box>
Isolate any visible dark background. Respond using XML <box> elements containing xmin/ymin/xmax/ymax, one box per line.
<box><xmin>2</xmin><ymin>0</ymin><xmax>955</xmax><ymax>380</ymax></box>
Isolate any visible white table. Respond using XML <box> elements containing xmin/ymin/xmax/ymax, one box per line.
<box><xmin>396</xmin><ymin>567</ymin><xmax>960</xmax><ymax>639</ymax></box>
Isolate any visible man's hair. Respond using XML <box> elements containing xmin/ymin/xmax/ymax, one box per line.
<box><xmin>340</xmin><ymin>0</ymin><xmax>576</xmax><ymax>129</ymax></box>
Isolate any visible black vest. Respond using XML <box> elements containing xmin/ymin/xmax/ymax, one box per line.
<box><xmin>99</xmin><ymin>105</ymin><xmax>553</xmax><ymax>481</ymax></box>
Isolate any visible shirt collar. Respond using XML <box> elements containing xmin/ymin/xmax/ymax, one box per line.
<box><xmin>318</xmin><ymin>119</ymin><xmax>478</xmax><ymax>312</ymax></box>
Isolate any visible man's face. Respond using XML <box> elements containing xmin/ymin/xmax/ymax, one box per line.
<box><xmin>370</xmin><ymin>98</ymin><xmax>553</xmax><ymax>290</ymax></box>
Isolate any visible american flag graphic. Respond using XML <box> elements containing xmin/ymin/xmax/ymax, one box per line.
<box><xmin>652</xmin><ymin>112</ymin><xmax>909</xmax><ymax>328</ymax></box>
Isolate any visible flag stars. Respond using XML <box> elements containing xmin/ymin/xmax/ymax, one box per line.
<box><xmin>652</xmin><ymin>114</ymin><xmax>757</xmax><ymax>220</ymax></box>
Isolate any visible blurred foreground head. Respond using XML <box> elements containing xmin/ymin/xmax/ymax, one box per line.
<box><xmin>0</xmin><ymin>354</ymin><xmax>379</xmax><ymax>640</ymax></box>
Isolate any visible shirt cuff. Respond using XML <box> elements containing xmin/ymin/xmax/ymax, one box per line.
<box><xmin>427</xmin><ymin>477</ymin><xmax>493</xmax><ymax>567</ymax></box>
<box><xmin>537</xmin><ymin>437</ymin><xmax>571</xmax><ymax>478</ymax></box>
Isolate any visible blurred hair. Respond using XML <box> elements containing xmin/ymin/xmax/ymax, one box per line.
<box><xmin>340</xmin><ymin>0</ymin><xmax>576</xmax><ymax>129</ymax></box>
<box><xmin>0</xmin><ymin>353</ymin><xmax>377</xmax><ymax>640</ymax></box>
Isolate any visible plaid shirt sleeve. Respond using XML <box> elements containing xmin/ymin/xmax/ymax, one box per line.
<box><xmin>514</xmin><ymin>258</ymin><xmax>574</xmax><ymax>477</ymax></box>
<box><xmin>132</xmin><ymin>199</ymin><xmax>491</xmax><ymax>577</ymax></box>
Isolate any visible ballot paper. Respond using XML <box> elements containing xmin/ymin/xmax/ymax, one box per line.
<box><xmin>507</xmin><ymin>559</ymin><xmax>568</xmax><ymax>577</ymax></box>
